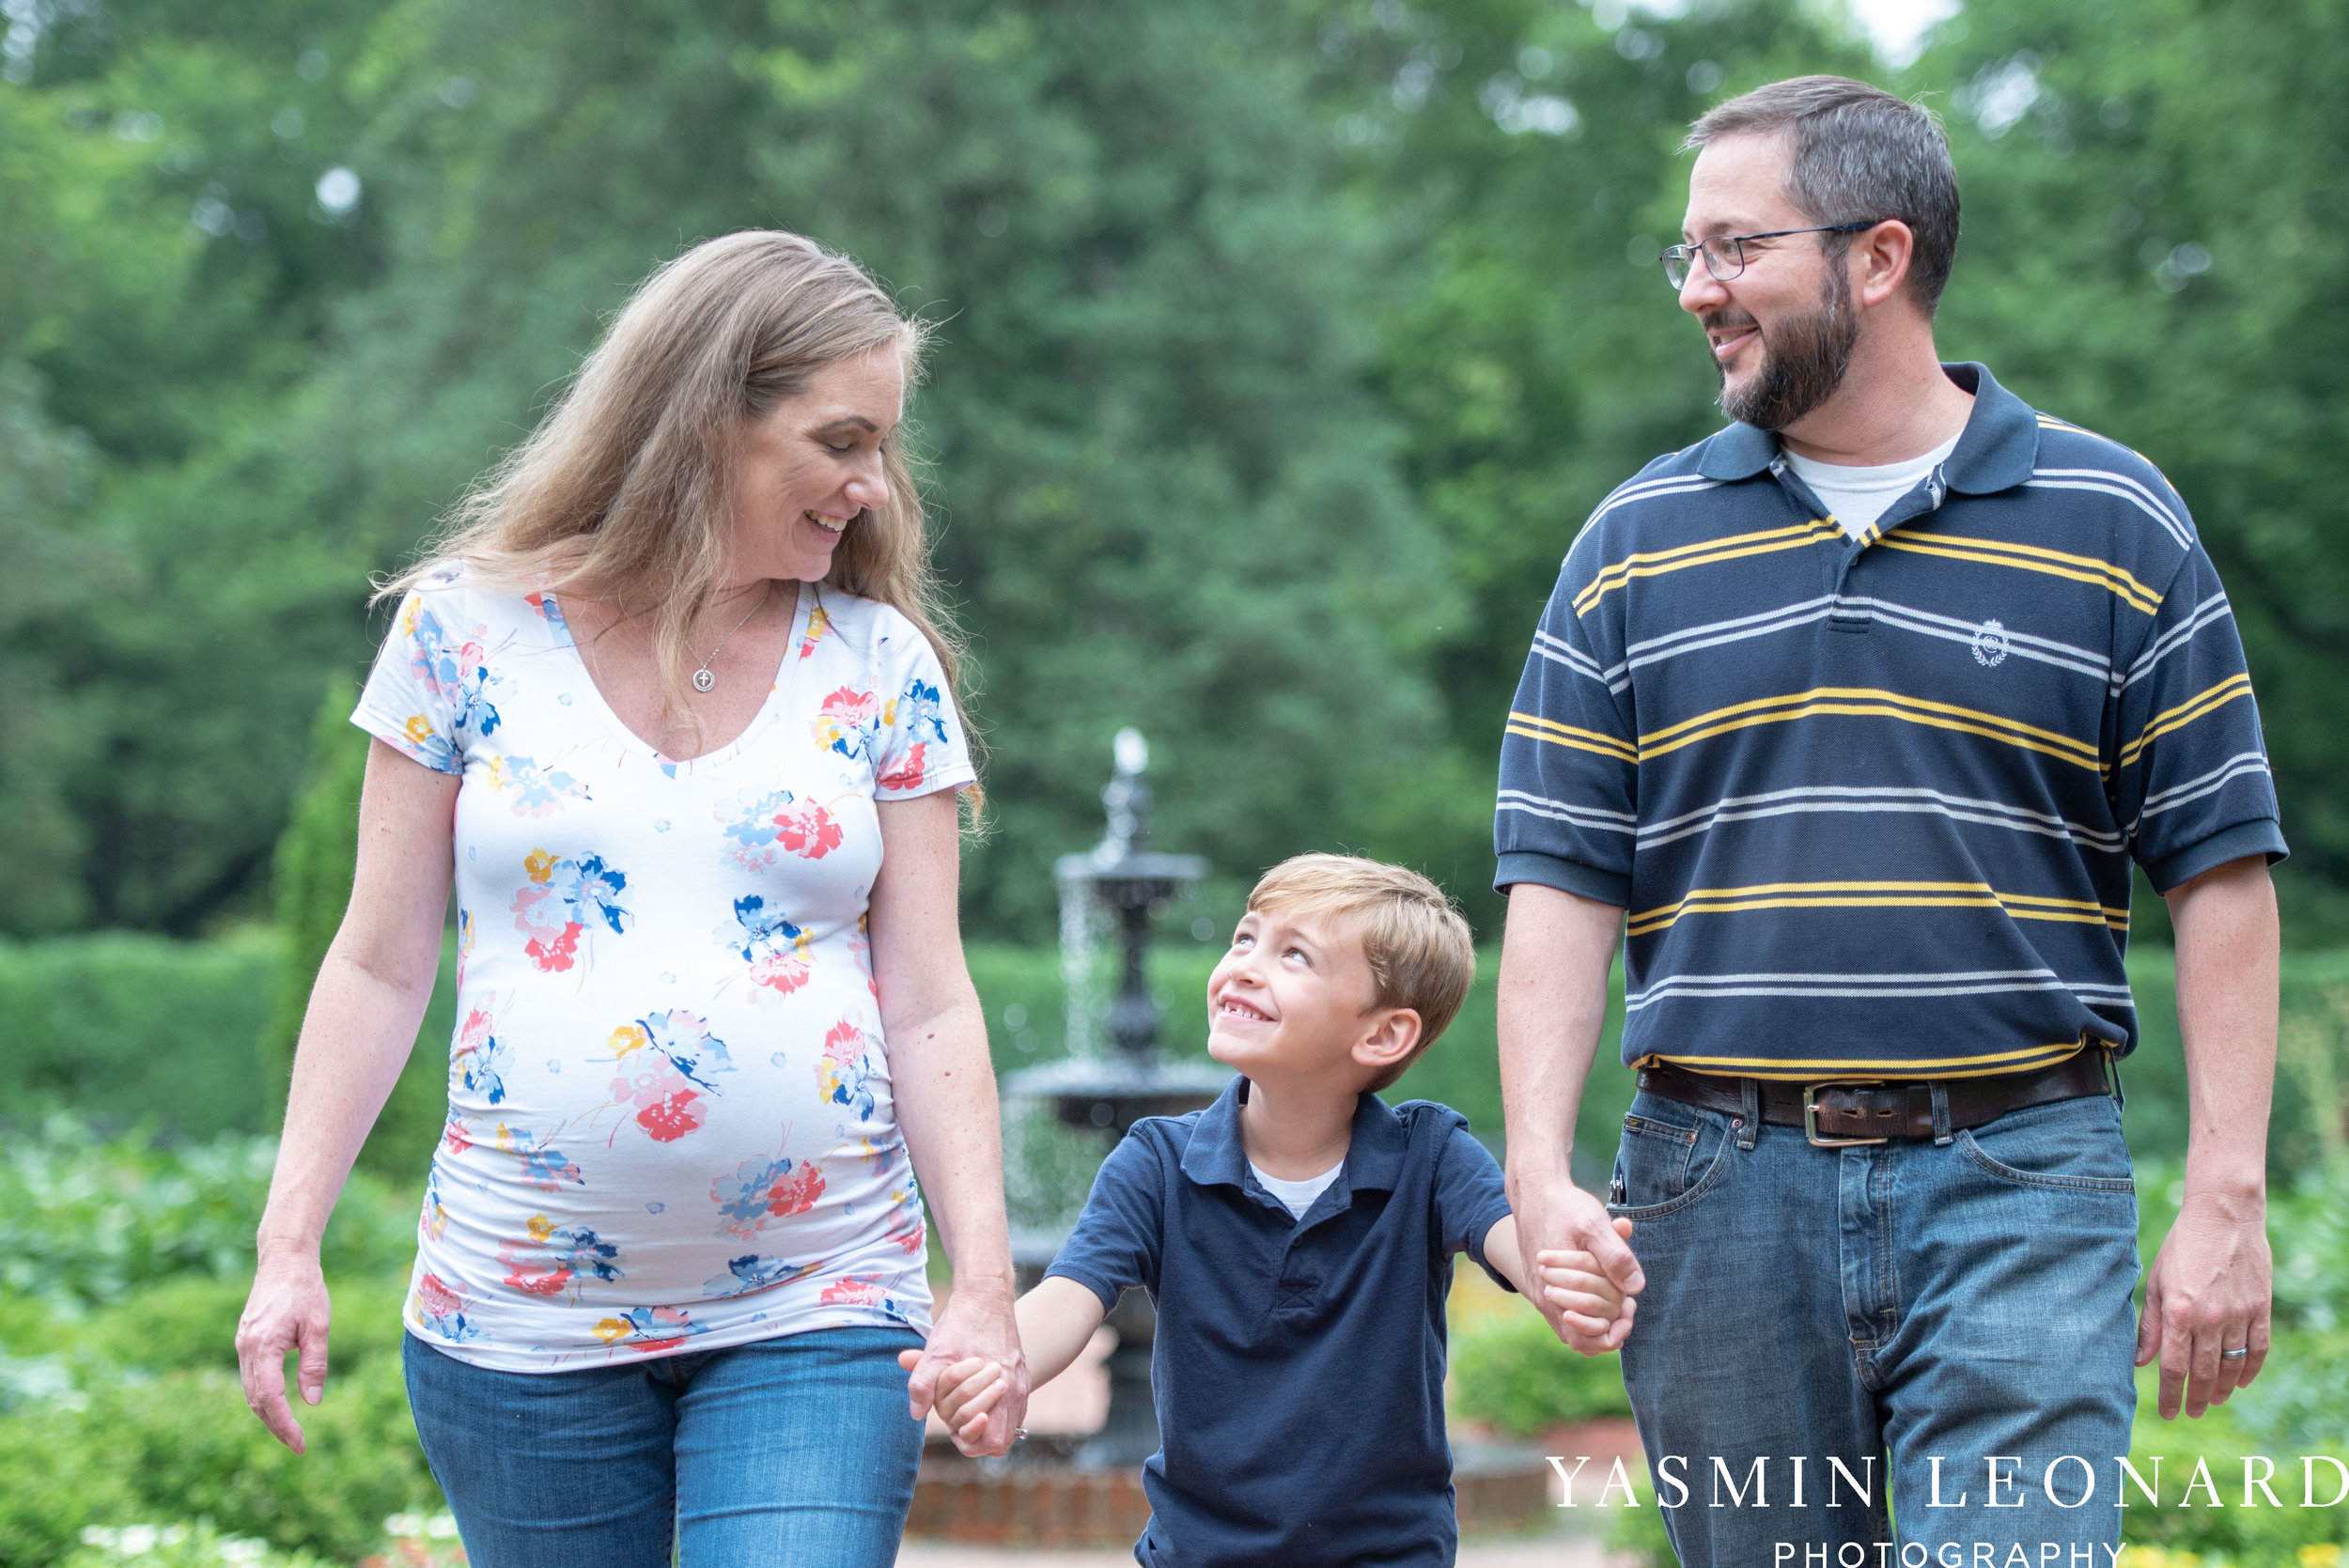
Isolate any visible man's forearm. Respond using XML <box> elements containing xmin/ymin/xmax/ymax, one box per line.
<box><xmin>1497</xmin><ymin>882</ymin><xmax>1624</xmax><ymax>1192</ymax></box>
<box><xmin>2168</xmin><ymin>856</ymin><xmax>2279</xmax><ymax>1198</ymax></box>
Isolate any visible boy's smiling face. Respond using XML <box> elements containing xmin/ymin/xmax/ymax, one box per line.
<box><xmin>1206</xmin><ymin>906</ymin><xmax>1419</xmax><ymax>1087</ymax></box>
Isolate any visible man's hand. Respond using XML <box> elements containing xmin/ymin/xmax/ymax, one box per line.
<box><xmin>1538</xmin><ymin>1216</ymin><xmax>1637</xmax><ymax>1354</ymax></box>
<box><xmin>1497</xmin><ymin>882</ymin><xmax>1638</xmax><ymax>1356</ymax></box>
<box><xmin>904</xmin><ymin>1283</ymin><xmax>1029</xmax><ymax>1457</ymax></box>
<box><xmin>1513</xmin><ymin>1172</ymin><xmax>1642</xmax><ymax>1350</ymax></box>
<box><xmin>2139</xmin><ymin>1188</ymin><xmax>2271</xmax><ymax>1419</ymax></box>
<box><xmin>1541</xmin><ymin>1220</ymin><xmax>1635</xmax><ymax>1352</ymax></box>
<box><xmin>2149</xmin><ymin>856</ymin><xmax>2280</xmax><ymax>1421</ymax></box>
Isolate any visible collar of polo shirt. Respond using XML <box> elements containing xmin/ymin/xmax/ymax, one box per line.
<box><xmin>1698</xmin><ymin>362</ymin><xmax>2039</xmax><ymax>497</ymax></box>
<box><xmin>1176</xmin><ymin>1076</ymin><xmax>1411</xmax><ymax>1198</ymax></box>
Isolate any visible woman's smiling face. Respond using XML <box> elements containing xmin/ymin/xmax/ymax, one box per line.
<box><xmin>725</xmin><ymin>342</ymin><xmax>905</xmax><ymax>584</ymax></box>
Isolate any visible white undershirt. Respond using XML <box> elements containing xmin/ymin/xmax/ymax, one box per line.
<box><xmin>1250</xmin><ymin>1160</ymin><xmax>1344</xmax><ymax>1219</ymax></box>
<box><xmin>1784</xmin><ymin>431</ymin><xmax>1961</xmax><ymax>540</ymax></box>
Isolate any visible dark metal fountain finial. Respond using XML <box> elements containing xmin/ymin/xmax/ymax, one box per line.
<box><xmin>1002</xmin><ymin>729</ymin><xmax>1230</xmax><ymax>1469</ymax></box>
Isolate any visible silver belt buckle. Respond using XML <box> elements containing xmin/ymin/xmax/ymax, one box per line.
<box><xmin>1803</xmin><ymin>1080</ymin><xmax>1890</xmax><ymax>1147</ymax></box>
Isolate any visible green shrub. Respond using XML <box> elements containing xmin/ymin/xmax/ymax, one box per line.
<box><xmin>0</xmin><ymin>1404</ymin><xmax>137</xmax><ymax>1568</ymax></box>
<box><xmin>0</xmin><ymin>932</ymin><xmax>276</xmax><ymax>1141</ymax></box>
<box><xmin>0</xmin><ymin>1355</ymin><xmax>439</xmax><ymax>1567</ymax></box>
<box><xmin>1449</xmin><ymin>1306</ymin><xmax>1634</xmax><ymax>1436</ymax></box>
<box><xmin>0</xmin><ymin>1117</ymin><xmax>416</xmax><ymax>1314</ymax></box>
<box><xmin>1600</xmin><ymin>1469</ymin><xmax>1677</xmax><ymax>1568</ymax></box>
<box><xmin>63</xmin><ymin>1272</ymin><xmax>410</xmax><ymax>1377</ymax></box>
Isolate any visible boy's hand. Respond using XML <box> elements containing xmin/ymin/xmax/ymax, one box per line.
<box><xmin>897</xmin><ymin>1348</ymin><xmax>1012</xmax><ymax>1451</ymax></box>
<box><xmin>1537</xmin><ymin>1216</ymin><xmax>1636</xmax><ymax>1355</ymax></box>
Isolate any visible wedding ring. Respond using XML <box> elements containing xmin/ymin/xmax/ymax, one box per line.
<box><xmin>2219</xmin><ymin>1347</ymin><xmax>2249</xmax><ymax>1359</ymax></box>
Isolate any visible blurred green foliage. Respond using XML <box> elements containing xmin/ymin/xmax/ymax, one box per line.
<box><xmin>1</xmin><ymin>0</ymin><xmax>2342</xmax><ymax>945</ymax></box>
<box><xmin>61</xmin><ymin>1524</ymin><xmax>330</xmax><ymax>1568</ymax></box>
<box><xmin>0</xmin><ymin>930</ymin><xmax>277</xmax><ymax>1138</ymax></box>
<box><xmin>0</xmin><ymin>1118</ymin><xmax>433</xmax><ymax>1568</ymax></box>
<box><xmin>257</xmin><ymin>676</ymin><xmax>367</xmax><ymax>1130</ymax></box>
<box><xmin>0</xmin><ymin>1116</ymin><xmax>414</xmax><ymax>1316</ymax></box>
<box><xmin>1449</xmin><ymin>1308</ymin><xmax>1634</xmax><ymax>1435</ymax></box>
<box><xmin>0</xmin><ymin>1354</ymin><xmax>432</xmax><ymax>1568</ymax></box>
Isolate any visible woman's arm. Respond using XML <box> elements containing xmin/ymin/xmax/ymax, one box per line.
<box><xmin>871</xmin><ymin>790</ymin><xmax>1028</xmax><ymax>1457</ymax></box>
<box><xmin>237</xmin><ymin>739</ymin><xmax>457</xmax><ymax>1452</ymax></box>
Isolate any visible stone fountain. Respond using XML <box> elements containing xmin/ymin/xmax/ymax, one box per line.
<box><xmin>1002</xmin><ymin>728</ymin><xmax>1229</xmax><ymax>1468</ymax></box>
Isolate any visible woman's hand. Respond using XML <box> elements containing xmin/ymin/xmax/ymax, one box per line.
<box><xmin>901</xmin><ymin>1282</ymin><xmax>1032</xmax><ymax>1456</ymax></box>
<box><xmin>236</xmin><ymin>1246</ymin><xmax>335</xmax><ymax>1453</ymax></box>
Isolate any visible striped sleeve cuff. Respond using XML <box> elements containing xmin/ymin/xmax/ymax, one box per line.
<box><xmin>2142</xmin><ymin>818</ymin><xmax>2288</xmax><ymax>893</ymax></box>
<box><xmin>1494</xmin><ymin>850</ymin><xmax>1630</xmax><ymax>908</ymax></box>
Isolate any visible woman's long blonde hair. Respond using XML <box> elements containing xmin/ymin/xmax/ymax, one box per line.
<box><xmin>382</xmin><ymin>229</ymin><xmax>968</xmax><ymax>732</ymax></box>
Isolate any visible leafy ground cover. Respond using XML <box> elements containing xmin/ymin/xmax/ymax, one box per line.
<box><xmin>0</xmin><ymin>1118</ymin><xmax>435</xmax><ymax>1568</ymax></box>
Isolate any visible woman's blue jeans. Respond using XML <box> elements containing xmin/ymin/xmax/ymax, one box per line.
<box><xmin>402</xmin><ymin>1326</ymin><xmax>925</xmax><ymax>1567</ymax></box>
<box><xmin>1610</xmin><ymin>1087</ymin><xmax>2139</xmax><ymax>1568</ymax></box>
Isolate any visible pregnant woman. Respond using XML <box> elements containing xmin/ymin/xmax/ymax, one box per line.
<box><xmin>235</xmin><ymin>230</ymin><xmax>1028</xmax><ymax>1566</ymax></box>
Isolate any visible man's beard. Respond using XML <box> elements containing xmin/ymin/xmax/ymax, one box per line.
<box><xmin>1711</xmin><ymin>263</ymin><xmax>1859</xmax><ymax>431</ymax></box>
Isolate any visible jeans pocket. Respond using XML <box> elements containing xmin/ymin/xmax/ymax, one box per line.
<box><xmin>1610</xmin><ymin>1094</ymin><xmax>1734</xmax><ymax>1219</ymax></box>
<box><xmin>1957</xmin><ymin>1094</ymin><xmax>2136</xmax><ymax>1195</ymax></box>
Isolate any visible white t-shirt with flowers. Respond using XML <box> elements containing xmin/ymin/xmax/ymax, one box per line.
<box><xmin>354</xmin><ymin>577</ymin><xmax>972</xmax><ymax>1373</ymax></box>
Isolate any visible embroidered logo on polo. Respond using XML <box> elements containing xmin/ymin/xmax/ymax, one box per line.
<box><xmin>1971</xmin><ymin>618</ymin><xmax>2012</xmax><ymax>667</ymax></box>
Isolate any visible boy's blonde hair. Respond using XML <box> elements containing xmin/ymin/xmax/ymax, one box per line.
<box><xmin>1246</xmin><ymin>854</ymin><xmax>1476</xmax><ymax>1092</ymax></box>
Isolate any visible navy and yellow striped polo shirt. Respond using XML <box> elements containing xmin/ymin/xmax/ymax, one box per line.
<box><xmin>1494</xmin><ymin>363</ymin><xmax>2286</xmax><ymax>1081</ymax></box>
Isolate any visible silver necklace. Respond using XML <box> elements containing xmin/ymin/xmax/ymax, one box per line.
<box><xmin>682</xmin><ymin>582</ymin><xmax>770</xmax><ymax>692</ymax></box>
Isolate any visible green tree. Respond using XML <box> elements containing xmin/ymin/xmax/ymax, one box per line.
<box><xmin>272</xmin><ymin>0</ymin><xmax>1466</xmax><ymax>936</ymax></box>
<box><xmin>1914</xmin><ymin>0</ymin><xmax>2349</xmax><ymax>939</ymax></box>
<box><xmin>6</xmin><ymin>0</ymin><xmax>2349</xmax><ymax>946</ymax></box>
<box><xmin>258</xmin><ymin>675</ymin><xmax>366</xmax><ymax>1126</ymax></box>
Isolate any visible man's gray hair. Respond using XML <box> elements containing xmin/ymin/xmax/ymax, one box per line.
<box><xmin>1687</xmin><ymin>75</ymin><xmax>1960</xmax><ymax>315</ymax></box>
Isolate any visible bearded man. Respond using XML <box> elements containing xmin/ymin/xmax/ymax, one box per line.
<box><xmin>1495</xmin><ymin>77</ymin><xmax>2284</xmax><ymax>1565</ymax></box>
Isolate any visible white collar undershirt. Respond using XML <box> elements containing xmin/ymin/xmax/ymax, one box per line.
<box><xmin>1784</xmin><ymin>430</ymin><xmax>1962</xmax><ymax>540</ymax></box>
<box><xmin>1249</xmin><ymin>1159</ymin><xmax>1344</xmax><ymax>1219</ymax></box>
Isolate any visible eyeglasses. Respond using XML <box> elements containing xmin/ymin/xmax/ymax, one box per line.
<box><xmin>1659</xmin><ymin>223</ymin><xmax>1883</xmax><ymax>289</ymax></box>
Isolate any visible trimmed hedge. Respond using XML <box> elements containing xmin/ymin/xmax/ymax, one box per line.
<box><xmin>0</xmin><ymin>932</ymin><xmax>277</xmax><ymax>1141</ymax></box>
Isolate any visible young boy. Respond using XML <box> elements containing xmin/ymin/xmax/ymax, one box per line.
<box><xmin>905</xmin><ymin>853</ymin><xmax>1628</xmax><ymax>1566</ymax></box>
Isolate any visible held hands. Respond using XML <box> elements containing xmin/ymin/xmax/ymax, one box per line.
<box><xmin>899</xmin><ymin>1350</ymin><xmax>1014</xmax><ymax>1449</ymax></box>
<box><xmin>900</xmin><ymin>1282</ymin><xmax>1029</xmax><ymax>1458</ymax></box>
<box><xmin>1513</xmin><ymin>1172</ymin><xmax>1644</xmax><ymax>1354</ymax></box>
<box><xmin>1537</xmin><ymin>1217</ymin><xmax>1637</xmax><ymax>1355</ymax></box>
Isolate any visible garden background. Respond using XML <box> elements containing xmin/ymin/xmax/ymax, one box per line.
<box><xmin>5</xmin><ymin>0</ymin><xmax>2349</xmax><ymax>1563</ymax></box>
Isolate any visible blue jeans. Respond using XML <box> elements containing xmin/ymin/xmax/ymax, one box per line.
<box><xmin>1609</xmin><ymin>1087</ymin><xmax>2139</xmax><ymax>1567</ymax></box>
<box><xmin>402</xmin><ymin>1327</ymin><xmax>925</xmax><ymax>1568</ymax></box>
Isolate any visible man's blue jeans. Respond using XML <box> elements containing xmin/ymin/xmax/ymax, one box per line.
<box><xmin>402</xmin><ymin>1325</ymin><xmax>924</xmax><ymax>1567</ymax></box>
<box><xmin>1609</xmin><ymin>1086</ymin><xmax>2139</xmax><ymax>1567</ymax></box>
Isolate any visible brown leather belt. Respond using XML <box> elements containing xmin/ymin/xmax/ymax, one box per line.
<box><xmin>1635</xmin><ymin>1052</ymin><xmax>2114</xmax><ymax>1147</ymax></box>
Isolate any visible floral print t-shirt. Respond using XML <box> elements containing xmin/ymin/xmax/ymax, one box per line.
<box><xmin>353</xmin><ymin>577</ymin><xmax>972</xmax><ymax>1373</ymax></box>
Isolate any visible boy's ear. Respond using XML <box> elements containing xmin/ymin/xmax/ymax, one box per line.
<box><xmin>1352</xmin><ymin>1007</ymin><xmax>1423</xmax><ymax>1072</ymax></box>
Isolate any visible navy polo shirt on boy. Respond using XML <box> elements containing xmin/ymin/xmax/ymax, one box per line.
<box><xmin>1046</xmin><ymin>1077</ymin><xmax>1514</xmax><ymax>1568</ymax></box>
